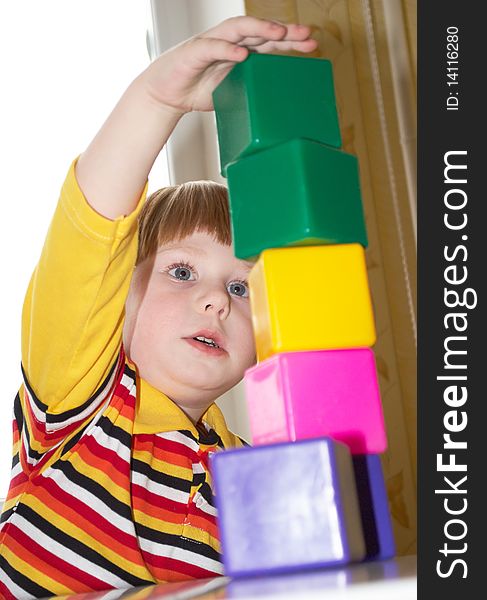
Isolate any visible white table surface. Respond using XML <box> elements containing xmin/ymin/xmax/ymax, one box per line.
<box><xmin>51</xmin><ymin>555</ymin><xmax>416</xmax><ymax>600</ymax></box>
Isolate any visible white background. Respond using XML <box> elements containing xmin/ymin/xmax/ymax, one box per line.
<box><xmin>0</xmin><ymin>0</ymin><xmax>170</xmax><ymax>497</ymax></box>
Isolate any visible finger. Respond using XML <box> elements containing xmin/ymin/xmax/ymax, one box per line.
<box><xmin>277</xmin><ymin>23</ymin><xmax>314</xmax><ymax>41</ymax></box>
<box><xmin>185</xmin><ymin>37</ymin><xmax>249</xmax><ymax>69</ymax></box>
<box><xmin>236</xmin><ymin>26</ymin><xmax>312</xmax><ymax>48</ymax></box>
<box><xmin>235</xmin><ymin>35</ymin><xmax>279</xmax><ymax>47</ymax></box>
<box><xmin>200</xmin><ymin>15</ymin><xmax>289</xmax><ymax>45</ymax></box>
<box><xmin>233</xmin><ymin>25</ymin><xmax>313</xmax><ymax>48</ymax></box>
<box><xmin>249</xmin><ymin>37</ymin><xmax>318</xmax><ymax>54</ymax></box>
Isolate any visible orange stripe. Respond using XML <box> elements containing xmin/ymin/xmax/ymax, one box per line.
<box><xmin>2</xmin><ymin>529</ymin><xmax>92</xmax><ymax>593</ymax></box>
<box><xmin>119</xmin><ymin>398</ymin><xmax>135</xmax><ymax>420</ymax></box>
<box><xmin>74</xmin><ymin>440</ymin><xmax>129</xmax><ymax>491</ymax></box>
<box><xmin>4</xmin><ymin>477</ymin><xmax>29</xmax><ymax>503</ymax></box>
<box><xmin>133</xmin><ymin>439</ymin><xmax>190</xmax><ymax>469</ymax></box>
<box><xmin>12</xmin><ymin>427</ymin><xmax>19</xmax><ymax>445</ymax></box>
<box><xmin>131</xmin><ymin>487</ymin><xmax>187</xmax><ymax>526</ymax></box>
<box><xmin>142</xmin><ymin>566</ymin><xmax>192</xmax><ymax>583</ymax></box>
<box><xmin>31</xmin><ymin>482</ymin><xmax>145</xmax><ymax>565</ymax></box>
<box><xmin>184</xmin><ymin>514</ymin><xmax>219</xmax><ymax>539</ymax></box>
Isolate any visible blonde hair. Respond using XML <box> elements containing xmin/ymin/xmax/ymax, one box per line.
<box><xmin>137</xmin><ymin>180</ymin><xmax>231</xmax><ymax>265</ymax></box>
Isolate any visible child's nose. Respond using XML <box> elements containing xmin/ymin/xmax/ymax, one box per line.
<box><xmin>197</xmin><ymin>288</ymin><xmax>230</xmax><ymax>319</ymax></box>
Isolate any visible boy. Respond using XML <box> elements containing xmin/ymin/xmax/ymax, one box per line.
<box><xmin>0</xmin><ymin>15</ymin><xmax>317</xmax><ymax>598</ymax></box>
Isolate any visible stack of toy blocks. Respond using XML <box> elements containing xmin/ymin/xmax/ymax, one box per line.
<box><xmin>210</xmin><ymin>53</ymin><xmax>395</xmax><ymax>578</ymax></box>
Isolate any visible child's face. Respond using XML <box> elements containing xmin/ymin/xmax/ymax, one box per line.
<box><xmin>123</xmin><ymin>230</ymin><xmax>256</xmax><ymax>421</ymax></box>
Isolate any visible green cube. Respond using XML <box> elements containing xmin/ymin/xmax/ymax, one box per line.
<box><xmin>226</xmin><ymin>139</ymin><xmax>367</xmax><ymax>260</ymax></box>
<box><xmin>213</xmin><ymin>53</ymin><xmax>341</xmax><ymax>176</ymax></box>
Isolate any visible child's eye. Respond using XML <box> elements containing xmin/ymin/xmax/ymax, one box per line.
<box><xmin>167</xmin><ymin>263</ymin><xmax>196</xmax><ymax>281</ymax></box>
<box><xmin>228</xmin><ymin>280</ymin><xmax>249</xmax><ymax>298</ymax></box>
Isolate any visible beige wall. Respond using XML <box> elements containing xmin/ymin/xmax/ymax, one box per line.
<box><xmin>245</xmin><ymin>0</ymin><xmax>417</xmax><ymax>556</ymax></box>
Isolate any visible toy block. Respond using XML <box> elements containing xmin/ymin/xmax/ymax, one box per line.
<box><xmin>249</xmin><ymin>244</ymin><xmax>376</xmax><ymax>361</ymax></box>
<box><xmin>210</xmin><ymin>437</ymin><xmax>365</xmax><ymax>577</ymax></box>
<box><xmin>213</xmin><ymin>53</ymin><xmax>341</xmax><ymax>175</ymax></box>
<box><xmin>244</xmin><ymin>349</ymin><xmax>387</xmax><ymax>454</ymax></box>
<box><xmin>226</xmin><ymin>139</ymin><xmax>367</xmax><ymax>260</ymax></box>
<box><xmin>352</xmin><ymin>455</ymin><xmax>396</xmax><ymax>561</ymax></box>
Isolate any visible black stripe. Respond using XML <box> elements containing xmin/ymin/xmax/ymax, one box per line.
<box><xmin>0</xmin><ymin>553</ymin><xmax>51</xmax><ymax>597</ymax></box>
<box><xmin>12</xmin><ymin>451</ymin><xmax>20</xmax><ymax>469</ymax></box>
<box><xmin>192</xmin><ymin>472</ymin><xmax>206</xmax><ymax>486</ymax></box>
<box><xmin>13</xmin><ymin>392</ymin><xmax>23</xmax><ymax>432</ymax></box>
<box><xmin>46</xmin><ymin>356</ymin><xmax>120</xmax><ymax>424</ymax></box>
<box><xmin>98</xmin><ymin>415</ymin><xmax>132</xmax><ymax>450</ymax></box>
<box><xmin>60</xmin><ymin>420</ymin><xmax>90</xmax><ymax>457</ymax></box>
<box><xmin>22</xmin><ymin>421</ymin><xmax>44</xmax><ymax>463</ymax></box>
<box><xmin>20</xmin><ymin>351</ymin><xmax>120</xmax><ymax>424</ymax></box>
<box><xmin>20</xmin><ymin>363</ymin><xmax>48</xmax><ymax>413</ymax></box>
<box><xmin>197</xmin><ymin>428</ymin><xmax>220</xmax><ymax>446</ymax></box>
<box><xmin>61</xmin><ymin>399</ymin><xmax>133</xmax><ymax>457</ymax></box>
<box><xmin>50</xmin><ymin>460</ymin><xmax>134</xmax><ymax>522</ymax></box>
<box><xmin>123</xmin><ymin>362</ymin><xmax>137</xmax><ymax>381</ymax></box>
<box><xmin>178</xmin><ymin>429</ymin><xmax>199</xmax><ymax>445</ymax></box>
<box><xmin>196</xmin><ymin>482</ymin><xmax>215</xmax><ymax>507</ymax></box>
<box><xmin>16</xmin><ymin>503</ymin><xmax>153</xmax><ymax>587</ymax></box>
<box><xmin>134</xmin><ymin>520</ymin><xmax>221</xmax><ymax>563</ymax></box>
<box><xmin>0</xmin><ymin>506</ymin><xmax>15</xmax><ymax>524</ymax></box>
<box><xmin>131</xmin><ymin>458</ymin><xmax>191</xmax><ymax>494</ymax></box>
<box><xmin>61</xmin><ymin>404</ymin><xmax>133</xmax><ymax>458</ymax></box>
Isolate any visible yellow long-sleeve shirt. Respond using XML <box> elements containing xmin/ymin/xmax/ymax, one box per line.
<box><xmin>0</xmin><ymin>158</ymin><xmax>242</xmax><ymax>599</ymax></box>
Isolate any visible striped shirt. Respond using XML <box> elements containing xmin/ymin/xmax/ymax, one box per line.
<box><xmin>0</xmin><ymin>348</ymin><xmax>243</xmax><ymax>598</ymax></box>
<box><xmin>0</xmin><ymin>158</ymin><xmax>243</xmax><ymax>597</ymax></box>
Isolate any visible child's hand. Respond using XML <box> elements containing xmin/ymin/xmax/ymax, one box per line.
<box><xmin>139</xmin><ymin>16</ymin><xmax>318</xmax><ymax>115</ymax></box>
<box><xmin>76</xmin><ymin>16</ymin><xmax>317</xmax><ymax>219</ymax></box>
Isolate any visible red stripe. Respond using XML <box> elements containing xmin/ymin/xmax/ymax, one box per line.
<box><xmin>184</xmin><ymin>514</ymin><xmax>219</xmax><ymax>540</ymax></box>
<box><xmin>119</xmin><ymin>396</ymin><xmax>136</xmax><ymax>419</ymax></box>
<box><xmin>135</xmin><ymin>435</ymin><xmax>199</xmax><ymax>463</ymax></box>
<box><xmin>75</xmin><ymin>444</ymin><xmax>128</xmax><ymax>493</ymax></box>
<box><xmin>142</xmin><ymin>550</ymin><xmax>219</xmax><ymax>580</ymax></box>
<box><xmin>9</xmin><ymin>470</ymin><xmax>28</xmax><ymax>490</ymax></box>
<box><xmin>12</xmin><ymin>421</ymin><xmax>19</xmax><ymax>445</ymax></box>
<box><xmin>112</xmin><ymin>366</ymin><xmax>136</xmax><ymax>409</ymax></box>
<box><xmin>21</xmin><ymin>351</ymin><xmax>128</xmax><ymax>450</ymax></box>
<box><xmin>0</xmin><ymin>577</ymin><xmax>16</xmax><ymax>600</ymax></box>
<box><xmin>5</xmin><ymin>525</ymin><xmax>109</xmax><ymax>590</ymax></box>
<box><xmin>23</xmin><ymin>388</ymin><xmax>79</xmax><ymax>443</ymax></box>
<box><xmin>131</xmin><ymin>483</ymin><xmax>188</xmax><ymax>517</ymax></box>
<box><xmin>196</xmin><ymin>450</ymin><xmax>211</xmax><ymax>471</ymax></box>
<box><xmin>187</xmin><ymin>500</ymin><xmax>217</xmax><ymax>525</ymax></box>
<box><xmin>133</xmin><ymin>438</ymin><xmax>191</xmax><ymax>469</ymax></box>
<box><xmin>3</xmin><ymin>470</ymin><xmax>29</xmax><ymax>506</ymax></box>
<box><xmin>36</xmin><ymin>476</ymin><xmax>142</xmax><ymax>554</ymax></box>
<box><xmin>80</xmin><ymin>433</ymin><xmax>130</xmax><ymax>478</ymax></box>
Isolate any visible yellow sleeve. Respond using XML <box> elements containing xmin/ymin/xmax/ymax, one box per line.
<box><xmin>21</xmin><ymin>156</ymin><xmax>148</xmax><ymax>412</ymax></box>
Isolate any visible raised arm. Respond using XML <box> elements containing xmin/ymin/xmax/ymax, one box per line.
<box><xmin>22</xmin><ymin>16</ymin><xmax>317</xmax><ymax>414</ymax></box>
<box><xmin>75</xmin><ymin>16</ymin><xmax>317</xmax><ymax>220</ymax></box>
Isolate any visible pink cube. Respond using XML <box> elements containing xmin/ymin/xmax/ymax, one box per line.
<box><xmin>244</xmin><ymin>349</ymin><xmax>387</xmax><ymax>454</ymax></box>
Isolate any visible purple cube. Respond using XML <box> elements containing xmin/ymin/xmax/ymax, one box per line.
<box><xmin>352</xmin><ymin>455</ymin><xmax>396</xmax><ymax>560</ymax></box>
<box><xmin>210</xmin><ymin>437</ymin><xmax>365</xmax><ymax>578</ymax></box>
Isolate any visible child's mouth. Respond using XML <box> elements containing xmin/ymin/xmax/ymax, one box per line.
<box><xmin>185</xmin><ymin>337</ymin><xmax>227</xmax><ymax>356</ymax></box>
<box><xmin>194</xmin><ymin>335</ymin><xmax>220</xmax><ymax>348</ymax></box>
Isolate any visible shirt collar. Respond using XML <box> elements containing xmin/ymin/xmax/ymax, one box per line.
<box><xmin>131</xmin><ymin>363</ymin><xmax>237</xmax><ymax>447</ymax></box>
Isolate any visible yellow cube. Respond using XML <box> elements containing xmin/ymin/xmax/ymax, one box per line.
<box><xmin>249</xmin><ymin>244</ymin><xmax>376</xmax><ymax>361</ymax></box>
